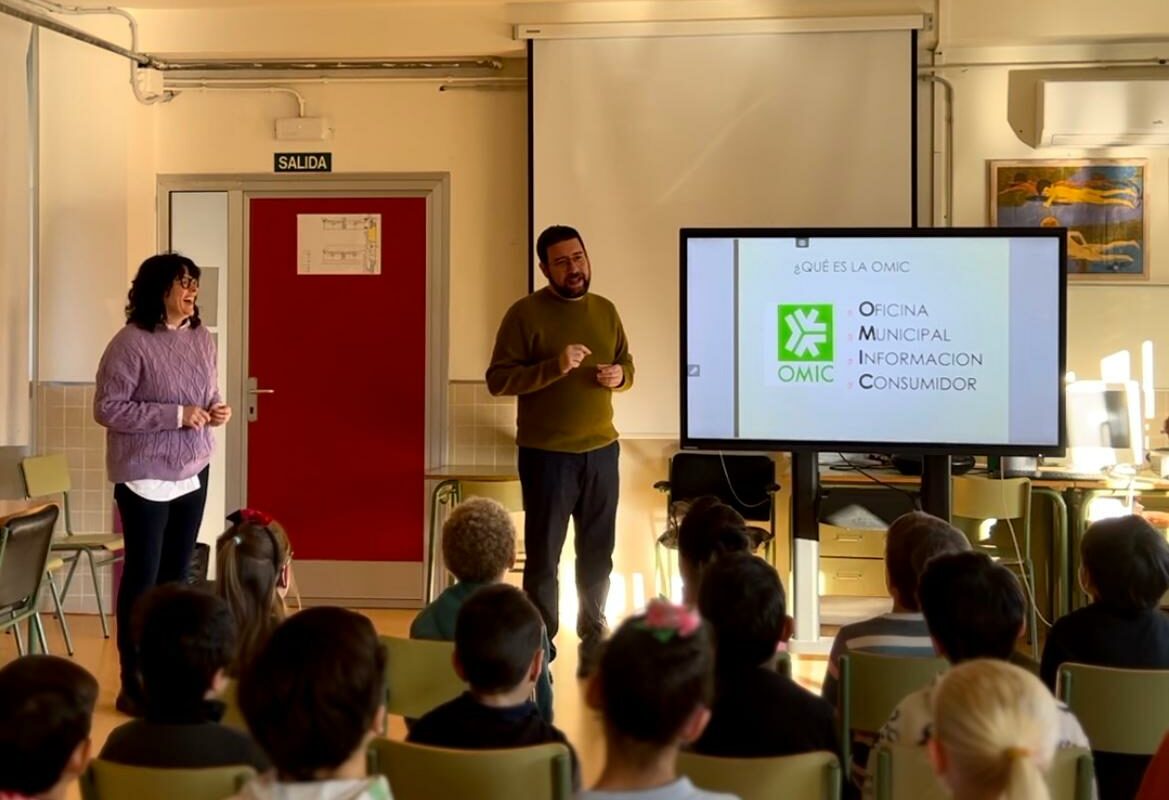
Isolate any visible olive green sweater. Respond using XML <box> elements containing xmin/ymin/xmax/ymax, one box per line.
<box><xmin>486</xmin><ymin>288</ymin><xmax>634</xmax><ymax>453</ymax></box>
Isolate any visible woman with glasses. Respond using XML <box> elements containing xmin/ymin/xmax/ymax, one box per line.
<box><xmin>94</xmin><ymin>253</ymin><xmax>232</xmax><ymax>717</ymax></box>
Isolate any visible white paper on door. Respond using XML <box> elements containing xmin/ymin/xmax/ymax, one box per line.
<box><xmin>296</xmin><ymin>213</ymin><xmax>382</xmax><ymax>275</ymax></box>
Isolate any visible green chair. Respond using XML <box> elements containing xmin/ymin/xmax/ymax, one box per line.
<box><xmin>874</xmin><ymin>742</ymin><xmax>1093</xmax><ymax>800</ymax></box>
<box><xmin>838</xmin><ymin>651</ymin><xmax>947</xmax><ymax>774</ymax></box>
<box><xmin>380</xmin><ymin>635</ymin><xmax>466</xmax><ymax>719</ymax></box>
<box><xmin>80</xmin><ymin>761</ymin><xmax>256</xmax><ymax>800</ymax></box>
<box><xmin>951</xmin><ymin>476</ymin><xmax>1038</xmax><ymax>659</ymax></box>
<box><xmin>21</xmin><ymin>454</ymin><xmax>124</xmax><ymax>639</ymax></box>
<box><xmin>1058</xmin><ymin>663</ymin><xmax>1169</xmax><ymax>754</ymax></box>
<box><xmin>678</xmin><ymin>750</ymin><xmax>842</xmax><ymax>800</ymax></box>
<box><xmin>368</xmin><ymin>738</ymin><xmax>572</xmax><ymax>800</ymax></box>
<box><xmin>0</xmin><ymin>505</ymin><xmax>60</xmax><ymax>655</ymax></box>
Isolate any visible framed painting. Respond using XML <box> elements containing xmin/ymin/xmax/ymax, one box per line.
<box><xmin>989</xmin><ymin>159</ymin><xmax>1148</xmax><ymax>281</ymax></box>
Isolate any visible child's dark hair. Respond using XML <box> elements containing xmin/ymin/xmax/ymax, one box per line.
<box><xmin>596</xmin><ymin>602</ymin><xmax>714</xmax><ymax>750</ymax></box>
<box><xmin>919</xmin><ymin>552</ymin><xmax>1025</xmax><ymax>663</ymax></box>
<box><xmin>136</xmin><ymin>584</ymin><xmax>235</xmax><ymax>718</ymax></box>
<box><xmin>240</xmin><ymin>607</ymin><xmax>385</xmax><ymax>781</ymax></box>
<box><xmin>698</xmin><ymin>552</ymin><xmax>785</xmax><ymax>671</ymax></box>
<box><xmin>455</xmin><ymin>584</ymin><xmax>543</xmax><ymax>693</ymax></box>
<box><xmin>1081</xmin><ymin>515</ymin><xmax>1169</xmax><ymax>611</ymax></box>
<box><xmin>216</xmin><ymin>509</ymin><xmax>291</xmax><ymax>675</ymax></box>
<box><xmin>678</xmin><ymin>496</ymin><xmax>752</xmax><ymax>571</ymax></box>
<box><xmin>0</xmin><ymin>655</ymin><xmax>98</xmax><ymax>796</ymax></box>
<box><xmin>886</xmin><ymin>511</ymin><xmax>970</xmax><ymax>612</ymax></box>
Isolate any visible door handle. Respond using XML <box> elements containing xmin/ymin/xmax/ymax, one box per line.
<box><xmin>246</xmin><ymin>377</ymin><xmax>273</xmax><ymax>422</ymax></box>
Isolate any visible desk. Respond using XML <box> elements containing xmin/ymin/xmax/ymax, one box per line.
<box><xmin>424</xmin><ymin>465</ymin><xmax>520</xmax><ymax>603</ymax></box>
<box><xmin>819</xmin><ymin>468</ymin><xmax>1169</xmax><ymax>619</ymax></box>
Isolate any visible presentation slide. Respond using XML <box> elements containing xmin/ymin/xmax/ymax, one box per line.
<box><xmin>684</xmin><ymin>232</ymin><xmax>1063</xmax><ymax>451</ymax></box>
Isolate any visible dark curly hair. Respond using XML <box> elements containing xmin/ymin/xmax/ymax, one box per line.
<box><xmin>126</xmin><ymin>253</ymin><xmax>202</xmax><ymax>331</ymax></box>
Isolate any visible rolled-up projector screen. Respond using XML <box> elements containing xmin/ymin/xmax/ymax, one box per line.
<box><xmin>532</xmin><ymin>29</ymin><xmax>915</xmax><ymax>437</ymax></box>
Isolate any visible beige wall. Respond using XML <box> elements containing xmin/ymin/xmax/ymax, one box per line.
<box><xmin>26</xmin><ymin>0</ymin><xmax>1169</xmax><ymax>607</ymax></box>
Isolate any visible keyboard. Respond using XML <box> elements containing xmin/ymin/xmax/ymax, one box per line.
<box><xmin>1002</xmin><ymin>467</ymin><xmax>1125</xmax><ymax>481</ymax></box>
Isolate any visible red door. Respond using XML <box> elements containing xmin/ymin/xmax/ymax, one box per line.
<box><xmin>247</xmin><ymin>196</ymin><xmax>427</xmax><ymax>562</ymax></box>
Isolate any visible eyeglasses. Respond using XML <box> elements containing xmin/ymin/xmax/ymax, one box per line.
<box><xmin>176</xmin><ymin>275</ymin><xmax>199</xmax><ymax>290</ymax></box>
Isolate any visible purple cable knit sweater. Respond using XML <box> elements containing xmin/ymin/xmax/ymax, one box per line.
<box><xmin>94</xmin><ymin>324</ymin><xmax>221</xmax><ymax>484</ymax></box>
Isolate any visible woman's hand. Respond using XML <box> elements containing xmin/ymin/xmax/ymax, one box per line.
<box><xmin>208</xmin><ymin>404</ymin><xmax>232</xmax><ymax>427</ymax></box>
<box><xmin>182</xmin><ymin>405</ymin><xmax>211</xmax><ymax>429</ymax></box>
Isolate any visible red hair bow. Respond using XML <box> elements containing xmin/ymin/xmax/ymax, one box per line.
<box><xmin>239</xmin><ymin>508</ymin><xmax>273</xmax><ymax>526</ymax></box>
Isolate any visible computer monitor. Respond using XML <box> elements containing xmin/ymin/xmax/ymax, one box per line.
<box><xmin>1065</xmin><ymin>380</ymin><xmax>1144</xmax><ymax>470</ymax></box>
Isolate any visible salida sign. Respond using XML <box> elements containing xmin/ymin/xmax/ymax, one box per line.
<box><xmin>274</xmin><ymin>152</ymin><xmax>332</xmax><ymax>173</ymax></box>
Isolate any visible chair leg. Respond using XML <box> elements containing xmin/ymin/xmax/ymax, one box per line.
<box><xmin>13</xmin><ymin>620</ymin><xmax>24</xmax><ymax>656</ymax></box>
<box><xmin>60</xmin><ymin>553</ymin><xmax>82</xmax><ymax>597</ymax></box>
<box><xmin>46</xmin><ymin>572</ymin><xmax>75</xmax><ymax>657</ymax></box>
<box><xmin>31</xmin><ymin>613</ymin><xmax>50</xmax><ymax>656</ymax></box>
<box><xmin>1027</xmin><ymin>560</ymin><xmax>1040</xmax><ymax>661</ymax></box>
<box><xmin>86</xmin><ymin>550</ymin><xmax>111</xmax><ymax>639</ymax></box>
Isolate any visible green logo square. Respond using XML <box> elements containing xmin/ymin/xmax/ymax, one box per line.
<box><xmin>778</xmin><ymin>304</ymin><xmax>834</xmax><ymax>362</ymax></box>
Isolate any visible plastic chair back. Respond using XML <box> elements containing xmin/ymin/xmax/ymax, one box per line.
<box><xmin>20</xmin><ymin>454</ymin><xmax>71</xmax><ymax>497</ymax></box>
<box><xmin>458</xmin><ymin>480</ymin><xmax>523</xmax><ymax>512</ymax></box>
<box><xmin>218</xmin><ymin>679</ymin><xmax>247</xmax><ymax>733</ymax></box>
<box><xmin>368</xmin><ymin>738</ymin><xmax>572</xmax><ymax>800</ymax></box>
<box><xmin>951</xmin><ymin>476</ymin><xmax>1031</xmax><ymax>550</ymax></box>
<box><xmin>839</xmin><ymin>651</ymin><xmax>947</xmax><ymax>768</ymax></box>
<box><xmin>381</xmin><ymin>636</ymin><xmax>466</xmax><ymax>719</ymax></box>
<box><xmin>874</xmin><ymin>742</ymin><xmax>1094</xmax><ymax>800</ymax></box>
<box><xmin>678</xmin><ymin>750</ymin><xmax>841</xmax><ymax>800</ymax></box>
<box><xmin>0</xmin><ymin>505</ymin><xmax>59</xmax><ymax>612</ymax></box>
<box><xmin>1059</xmin><ymin>662</ymin><xmax>1169</xmax><ymax>754</ymax></box>
<box><xmin>80</xmin><ymin>761</ymin><xmax>256</xmax><ymax>800</ymax></box>
<box><xmin>666</xmin><ymin>452</ymin><xmax>777</xmax><ymax>523</ymax></box>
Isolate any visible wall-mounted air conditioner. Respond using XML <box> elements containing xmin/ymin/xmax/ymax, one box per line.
<box><xmin>1035</xmin><ymin>79</ymin><xmax>1169</xmax><ymax>147</ymax></box>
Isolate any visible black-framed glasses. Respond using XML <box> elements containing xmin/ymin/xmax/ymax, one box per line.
<box><xmin>176</xmin><ymin>275</ymin><xmax>199</xmax><ymax>290</ymax></box>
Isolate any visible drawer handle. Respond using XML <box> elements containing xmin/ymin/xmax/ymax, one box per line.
<box><xmin>833</xmin><ymin>535</ymin><xmax>863</xmax><ymax>543</ymax></box>
<box><xmin>835</xmin><ymin>572</ymin><xmax>864</xmax><ymax>580</ymax></box>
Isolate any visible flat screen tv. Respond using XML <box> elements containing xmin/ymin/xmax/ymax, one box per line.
<box><xmin>681</xmin><ymin>228</ymin><xmax>1067</xmax><ymax>455</ymax></box>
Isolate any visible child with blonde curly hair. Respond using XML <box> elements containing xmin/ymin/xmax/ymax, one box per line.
<box><xmin>412</xmin><ymin>496</ymin><xmax>553</xmax><ymax>721</ymax></box>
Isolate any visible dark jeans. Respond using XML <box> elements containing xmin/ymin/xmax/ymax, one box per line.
<box><xmin>519</xmin><ymin>442</ymin><xmax>619</xmax><ymax>657</ymax></box>
<box><xmin>113</xmin><ymin>466</ymin><xmax>210</xmax><ymax>690</ymax></box>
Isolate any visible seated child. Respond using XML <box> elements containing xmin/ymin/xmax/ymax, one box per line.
<box><xmin>0</xmin><ymin>655</ymin><xmax>98</xmax><ymax>800</ymax></box>
<box><xmin>408</xmin><ymin>583</ymin><xmax>579</xmax><ymax>787</ymax></box>
<box><xmin>1041</xmin><ymin>514</ymin><xmax>1169</xmax><ymax>687</ymax></box>
<box><xmin>229</xmin><ymin>607</ymin><xmax>390</xmax><ymax>800</ymax></box>
<box><xmin>216</xmin><ymin>508</ymin><xmax>293</xmax><ymax>678</ymax></box>
<box><xmin>677</xmin><ymin>496</ymin><xmax>752</xmax><ymax>606</ymax></box>
<box><xmin>100</xmin><ymin>584</ymin><xmax>268</xmax><ymax>771</ymax></box>
<box><xmin>693</xmin><ymin>552</ymin><xmax>838</xmax><ymax>759</ymax></box>
<box><xmin>930</xmin><ymin>659</ymin><xmax>1060</xmax><ymax>800</ymax></box>
<box><xmin>1041</xmin><ymin>514</ymin><xmax>1169</xmax><ymax>800</ymax></box>
<box><xmin>411</xmin><ymin>496</ymin><xmax>553</xmax><ymax>721</ymax></box>
<box><xmin>862</xmin><ymin>552</ymin><xmax>1090</xmax><ymax>799</ymax></box>
<box><xmin>581</xmin><ymin>599</ymin><xmax>734</xmax><ymax>800</ymax></box>
<box><xmin>822</xmin><ymin>511</ymin><xmax>971</xmax><ymax>707</ymax></box>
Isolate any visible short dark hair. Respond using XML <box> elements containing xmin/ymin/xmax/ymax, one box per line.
<box><xmin>678</xmin><ymin>496</ymin><xmax>752</xmax><ymax>572</ymax></box>
<box><xmin>240</xmin><ymin>607</ymin><xmax>386</xmax><ymax>780</ymax></box>
<box><xmin>919</xmin><ymin>552</ymin><xmax>1025</xmax><ymax>663</ymax></box>
<box><xmin>126</xmin><ymin>253</ymin><xmax>202</xmax><ymax>331</ymax></box>
<box><xmin>0</xmin><ymin>656</ymin><xmax>98</xmax><ymax>795</ymax></box>
<box><xmin>886</xmin><ymin>512</ymin><xmax>969</xmax><ymax>612</ymax></box>
<box><xmin>136</xmin><ymin>584</ymin><xmax>235</xmax><ymax>716</ymax></box>
<box><xmin>698</xmin><ymin>552</ymin><xmax>785</xmax><ymax>670</ymax></box>
<box><xmin>1081</xmin><ymin>515</ymin><xmax>1169</xmax><ymax>611</ymax></box>
<box><xmin>455</xmin><ymin>584</ymin><xmax>543</xmax><ymax>694</ymax></box>
<box><xmin>536</xmin><ymin>225</ymin><xmax>586</xmax><ymax>265</ymax></box>
<box><xmin>596</xmin><ymin>604</ymin><xmax>714</xmax><ymax>747</ymax></box>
